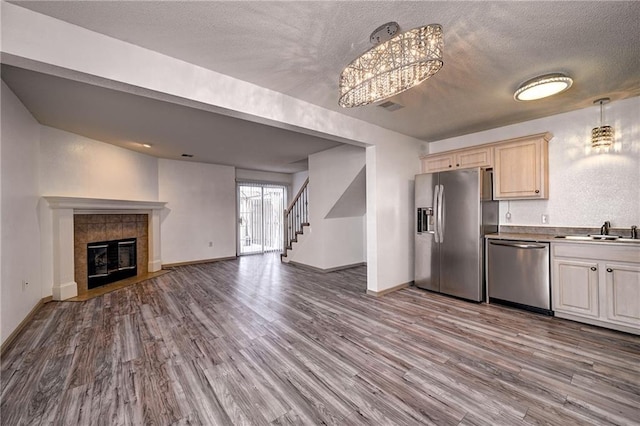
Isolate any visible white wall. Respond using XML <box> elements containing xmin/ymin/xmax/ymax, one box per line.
<box><xmin>366</xmin><ymin>139</ymin><xmax>422</xmax><ymax>293</ymax></box>
<box><xmin>1</xmin><ymin>82</ymin><xmax>42</xmax><ymax>345</ymax></box>
<box><xmin>39</xmin><ymin>126</ymin><xmax>159</xmax><ymax>201</ymax></box>
<box><xmin>428</xmin><ymin>96</ymin><xmax>640</xmax><ymax>228</ymax></box>
<box><xmin>159</xmin><ymin>159</ymin><xmax>236</xmax><ymax>264</ymax></box>
<box><xmin>289</xmin><ymin>145</ymin><xmax>366</xmax><ymax>270</ymax></box>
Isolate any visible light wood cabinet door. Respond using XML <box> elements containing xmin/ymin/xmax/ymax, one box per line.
<box><xmin>493</xmin><ymin>136</ymin><xmax>549</xmax><ymax>199</ymax></box>
<box><xmin>605</xmin><ymin>262</ymin><xmax>640</xmax><ymax>327</ymax></box>
<box><xmin>422</xmin><ymin>153</ymin><xmax>454</xmax><ymax>173</ymax></box>
<box><xmin>454</xmin><ymin>147</ymin><xmax>493</xmax><ymax>169</ymax></box>
<box><xmin>421</xmin><ymin>147</ymin><xmax>492</xmax><ymax>173</ymax></box>
<box><xmin>552</xmin><ymin>258</ymin><xmax>600</xmax><ymax>318</ymax></box>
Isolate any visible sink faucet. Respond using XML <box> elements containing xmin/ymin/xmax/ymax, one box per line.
<box><xmin>600</xmin><ymin>221</ymin><xmax>611</xmax><ymax>235</ymax></box>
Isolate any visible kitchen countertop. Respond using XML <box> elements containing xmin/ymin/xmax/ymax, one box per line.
<box><xmin>485</xmin><ymin>232</ymin><xmax>640</xmax><ymax>246</ymax></box>
<box><xmin>486</xmin><ymin>233</ymin><xmax>555</xmax><ymax>242</ymax></box>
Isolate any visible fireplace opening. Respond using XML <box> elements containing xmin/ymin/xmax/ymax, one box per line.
<box><xmin>87</xmin><ymin>238</ymin><xmax>137</xmax><ymax>289</ymax></box>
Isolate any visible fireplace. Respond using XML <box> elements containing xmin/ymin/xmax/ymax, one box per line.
<box><xmin>41</xmin><ymin>197</ymin><xmax>166</xmax><ymax>300</ymax></box>
<box><xmin>87</xmin><ymin>238</ymin><xmax>137</xmax><ymax>289</ymax></box>
<box><xmin>73</xmin><ymin>213</ymin><xmax>150</xmax><ymax>293</ymax></box>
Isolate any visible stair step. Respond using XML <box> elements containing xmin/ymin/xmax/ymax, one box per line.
<box><xmin>282</xmin><ymin>221</ymin><xmax>310</xmax><ymax>263</ymax></box>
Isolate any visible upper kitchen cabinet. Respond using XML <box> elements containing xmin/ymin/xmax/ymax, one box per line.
<box><xmin>422</xmin><ymin>152</ymin><xmax>454</xmax><ymax>172</ymax></box>
<box><xmin>421</xmin><ymin>146</ymin><xmax>493</xmax><ymax>173</ymax></box>
<box><xmin>493</xmin><ymin>133</ymin><xmax>551</xmax><ymax>199</ymax></box>
<box><xmin>420</xmin><ymin>132</ymin><xmax>551</xmax><ymax>200</ymax></box>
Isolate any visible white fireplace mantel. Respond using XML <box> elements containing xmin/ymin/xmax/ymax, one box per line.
<box><xmin>43</xmin><ymin>196</ymin><xmax>167</xmax><ymax>212</ymax></box>
<box><xmin>40</xmin><ymin>196</ymin><xmax>167</xmax><ymax>300</ymax></box>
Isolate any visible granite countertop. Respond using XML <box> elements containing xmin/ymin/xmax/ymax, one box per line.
<box><xmin>486</xmin><ymin>231</ymin><xmax>640</xmax><ymax>246</ymax></box>
<box><xmin>485</xmin><ymin>233</ymin><xmax>557</xmax><ymax>242</ymax></box>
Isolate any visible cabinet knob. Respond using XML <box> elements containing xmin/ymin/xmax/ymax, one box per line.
<box><xmin>535</xmin><ymin>190</ymin><xmax>540</xmax><ymax>194</ymax></box>
<box><xmin>590</xmin><ymin>267</ymin><xmax>597</xmax><ymax>271</ymax></box>
<box><xmin>606</xmin><ymin>268</ymin><xmax>613</xmax><ymax>273</ymax></box>
<box><xmin>456</xmin><ymin>164</ymin><xmax>460</xmax><ymax>167</ymax></box>
<box><xmin>448</xmin><ymin>165</ymin><xmax>452</xmax><ymax>168</ymax></box>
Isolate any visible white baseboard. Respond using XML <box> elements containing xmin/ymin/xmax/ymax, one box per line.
<box><xmin>148</xmin><ymin>259</ymin><xmax>163</xmax><ymax>272</ymax></box>
<box><xmin>52</xmin><ymin>281</ymin><xmax>78</xmax><ymax>301</ymax></box>
<box><xmin>367</xmin><ymin>281</ymin><xmax>412</xmax><ymax>297</ymax></box>
<box><xmin>162</xmin><ymin>256</ymin><xmax>237</xmax><ymax>268</ymax></box>
<box><xmin>1</xmin><ymin>296</ymin><xmax>52</xmax><ymax>355</ymax></box>
<box><xmin>288</xmin><ymin>261</ymin><xmax>366</xmax><ymax>273</ymax></box>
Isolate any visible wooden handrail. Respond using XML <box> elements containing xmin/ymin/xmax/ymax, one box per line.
<box><xmin>285</xmin><ymin>177</ymin><xmax>309</xmax><ymax>214</ymax></box>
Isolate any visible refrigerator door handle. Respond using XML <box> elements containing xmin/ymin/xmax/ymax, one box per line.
<box><xmin>438</xmin><ymin>185</ymin><xmax>445</xmax><ymax>243</ymax></box>
<box><xmin>432</xmin><ymin>187</ymin><xmax>440</xmax><ymax>242</ymax></box>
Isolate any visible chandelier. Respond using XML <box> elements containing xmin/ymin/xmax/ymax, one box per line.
<box><xmin>339</xmin><ymin>22</ymin><xmax>443</xmax><ymax>108</ymax></box>
<box><xmin>591</xmin><ymin>98</ymin><xmax>614</xmax><ymax>149</ymax></box>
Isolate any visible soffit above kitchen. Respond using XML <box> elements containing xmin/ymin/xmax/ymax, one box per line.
<box><xmin>9</xmin><ymin>1</ymin><xmax>640</xmax><ymax>142</ymax></box>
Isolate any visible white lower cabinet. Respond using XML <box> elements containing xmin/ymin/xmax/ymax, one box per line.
<box><xmin>553</xmin><ymin>258</ymin><xmax>599</xmax><ymax>317</ymax></box>
<box><xmin>551</xmin><ymin>242</ymin><xmax>640</xmax><ymax>334</ymax></box>
<box><xmin>605</xmin><ymin>262</ymin><xmax>640</xmax><ymax>327</ymax></box>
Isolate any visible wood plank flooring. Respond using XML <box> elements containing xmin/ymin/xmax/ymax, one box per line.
<box><xmin>2</xmin><ymin>254</ymin><xmax>639</xmax><ymax>425</ymax></box>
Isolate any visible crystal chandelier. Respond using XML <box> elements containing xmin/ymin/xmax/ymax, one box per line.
<box><xmin>339</xmin><ymin>23</ymin><xmax>443</xmax><ymax>108</ymax></box>
<box><xmin>591</xmin><ymin>98</ymin><xmax>614</xmax><ymax>149</ymax></box>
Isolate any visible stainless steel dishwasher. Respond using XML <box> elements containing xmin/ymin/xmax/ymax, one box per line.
<box><xmin>487</xmin><ymin>239</ymin><xmax>552</xmax><ymax>315</ymax></box>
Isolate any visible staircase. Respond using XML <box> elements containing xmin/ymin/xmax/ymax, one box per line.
<box><xmin>281</xmin><ymin>178</ymin><xmax>309</xmax><ymax>261</ymax></box>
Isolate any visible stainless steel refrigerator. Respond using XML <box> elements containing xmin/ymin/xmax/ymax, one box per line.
<box><xmin>415</xmin><ymin>168</ymin><xmax>498</xmax><ymax>301</ymax></box>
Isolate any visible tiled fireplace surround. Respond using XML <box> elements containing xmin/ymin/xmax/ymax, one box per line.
<box><xmin>74</xmin><ymin>214</ymin><xmax>148</xmax><ymax>294</ymax></box>
<box><xmin>42</xmin><ymin>197</ymin><xmax>166</xmax><ymax>300</ymax></box>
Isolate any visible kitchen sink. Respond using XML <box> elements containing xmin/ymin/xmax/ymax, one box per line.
<box><xmin>555</xmin><ymin>235</ymin><xmax>639</xmax><ymax>243</ymax></box>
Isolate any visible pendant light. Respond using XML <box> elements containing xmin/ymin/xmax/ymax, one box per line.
<box><xmin>591</xmin><ymin>98</ymin><xmax>614</xmax><ymax>149</ymax></box>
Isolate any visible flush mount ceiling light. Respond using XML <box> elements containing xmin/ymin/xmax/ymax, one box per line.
<box><xmin>591</xmin><ymin>98</ymin><xmax>614</xmax><ymax>149</ymax></box>
<box><xmin>513</xmin><ymin>73</ymin><xmax>573</xmax><ymax>101</ymax></box>
<box><xmin>339</xmin><ymin>22</ymin><xmax>443</xmax><ymax>108</ymax></box>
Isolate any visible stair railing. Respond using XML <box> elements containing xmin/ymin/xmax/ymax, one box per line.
<box><xmin>283</xmin><ymin>178</ymin><xmax>309</xmax><ymax>253</ymax></box>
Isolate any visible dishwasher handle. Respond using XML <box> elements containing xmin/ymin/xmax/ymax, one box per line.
<box><xmin>489</xmin><ymin>240</ymin><xmax>547</xmax><ymax>249</ymax></box>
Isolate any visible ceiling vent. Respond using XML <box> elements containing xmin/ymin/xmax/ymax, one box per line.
<box><xmin>378</xmin><ymin>100</ymin><xmax>404</xmax><ymax>112</ymax></box>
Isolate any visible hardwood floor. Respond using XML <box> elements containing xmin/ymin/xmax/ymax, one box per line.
<box><xmin>2</xmin><ymin>254</ymin><xmax>639</xmax><ymax>425</ymax></box>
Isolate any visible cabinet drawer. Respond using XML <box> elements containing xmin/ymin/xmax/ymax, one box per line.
<box><xmin>552</xmin><ymin>242</ymin><xmax>640</xmax><ymax>262</ymax></box>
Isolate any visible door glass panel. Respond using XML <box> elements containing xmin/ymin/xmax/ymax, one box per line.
<box><xmin>238</xmin><ymin>184</ymin><xmax>285</xmax><ymax>255</ymax></box>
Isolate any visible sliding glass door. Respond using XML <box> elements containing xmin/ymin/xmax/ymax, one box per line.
<box><xmin>237</xmin><ymin>183</ymin><xmax>286</xmax><ymax>255</ymax></box>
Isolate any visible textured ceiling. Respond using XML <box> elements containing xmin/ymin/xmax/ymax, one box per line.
<box><xmin>4</xmin><ymin>1</ymin><xmax>640</xmax><ymax>170</ymax></box>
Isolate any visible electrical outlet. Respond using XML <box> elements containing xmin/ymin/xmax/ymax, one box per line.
<box><xmin>541</xmin><ymin>214</ymin><xmax>549</xmax><ymax>224</ymax></box>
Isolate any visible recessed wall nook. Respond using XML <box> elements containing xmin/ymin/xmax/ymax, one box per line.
<box><xmin>41</xmin><ymin>197</ymin><xmax>166</xmax><ymax>300</ymax></box>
